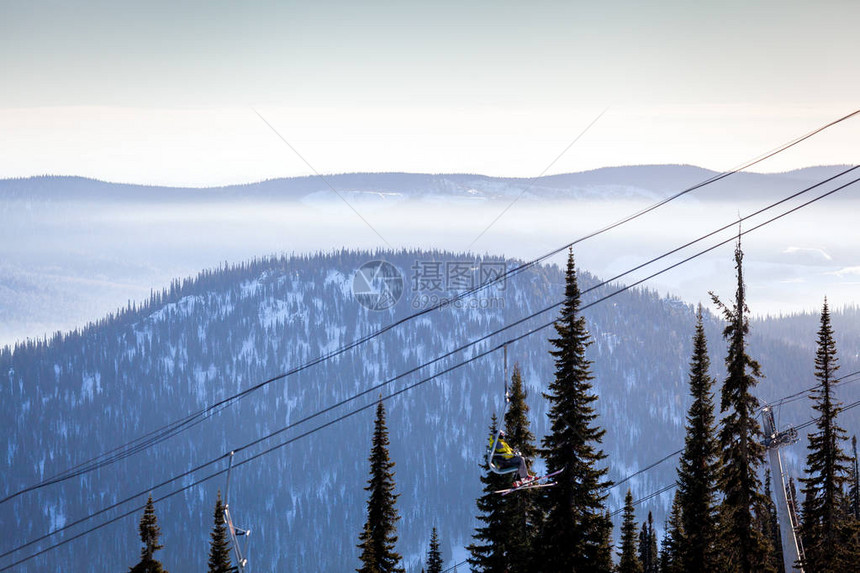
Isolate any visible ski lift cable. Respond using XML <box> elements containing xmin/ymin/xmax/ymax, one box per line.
<box><xmin>608</xmin><ymin>399</ymin><xmax>860</xmax><ymax>520</ymax></box>
<box><xmin>4</xmin><ymin>163</ymin><xmax>857</xmax><ymax>510</ymax></box>
<box><xmin>4</xmin><ymin>175</ymin><xmax>858</xmax><ymax>567</ymax></box>
<box><xmin>610</xmin><ymin>483</ymin><xmax>680</xmax><ymax>518</ymax></box>
<box><xmin>14</xmin><ymin>165</ymin><xmax>842</xmax><ymax>500</ymax></box>
<box><xmin>9</xmin><ymin>392</ymin><xmax>858</xmax><ymax>571</ymax></box>
<box><xmin>794</xmin><ymin>398</ymin><xmax>860</xmax><ymax>433</ymax></box>
<box><xmin>610</xmin><ymin>370</ymin><xmax>860</xmax><ymax>493</ymax></box>
<box><xmin>188</xmin><ymin>167</ymin><xmax>860</xmax><ymax>475</ymax></box>
<box><xmin>6</xmin><ymin>111</ymin><xmax>855</xmax><ymax>504</ymax></box>
<box><xmin>770</xmin><ymin>370</ymin><xmax>860</xmax><ymax>410</ymax></box>
<box><xmin>8</xmin><ymin>338</ymin><xmax>860</xmax><ymax>572</ymax></box>
<box><xmin>4</xmin><ymin>170</ymin><xmax>858</xmax><ymax>562</ymax></box>
<box><xmin>12</xmin><ymin>400</ymin><xmax>232</xmax><ymax>499</ymax></box>
<box><xmin>446</xmin><ymin>373</ymin><xmax>860</xmax><ymax>572</ymax></box>
<box><xmin>442</xmin><ymin>559</ymin><xmax>468</xmax><ymax>573</ymax></box>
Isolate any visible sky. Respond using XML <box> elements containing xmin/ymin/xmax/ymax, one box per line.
<box><xmin>1</xmin><ymin>0</ymin><xmax>858</xmax><ymax>186</ymax></box>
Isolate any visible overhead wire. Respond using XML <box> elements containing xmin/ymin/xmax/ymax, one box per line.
<box><xmin>767</xmin><ymin>369</ymin><xmax>860</xmax><ymax>410</ymax></box>
<box><xmin>7</xmin><ymin>164</ymin><xmax>854</xmax><ymax>523</ymax></box>
<box><xmin>377</xmin><ymin>378</ymin><xmax>860</xmax><ymax>573</ymax></box>
<box><xmin>609</xmin><ymin>369</ymin><xmax>860</xmax><ymax>493</ymax></box>
<box><xmin>611</xmin><ymin>397</ymin><xmax>860</xmax><ymax>519</ymax></box>
<box><xmin>6</xmin><ymin>110</ymin><xmax>856</xmax><ymax>504</ymax></box>
<box><xmin>3</xmin><ymin>156</ymin><xmax>857</xmax><ymax>508</ymax></box>
<box><xmin>3</xmin><ymin>169</ymin><xmax>858</xmax><ymax>569</ymax></box>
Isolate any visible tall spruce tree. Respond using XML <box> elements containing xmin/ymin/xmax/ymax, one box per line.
<box><xmin>357</xmin><ymin>400</ymin><xmax>404</xmax><ymax>573</ymax></box>
<box><xmin>468</xmin><ymin>416</ymin><xmax>512</xmax><ymax>573</ymax></box>
<box><xmin>425</xmin><ymin>527</ymin><xmax>443</xmax><ymax>573</ymax></box>
<box><xmin>207</xmin><ymin>491</ymin><xmax>232</xmax><ymax>573</ymax></box>
<box><xmin>675</xmin><ymin>306</ymin><xmax>720</xmax><ymax>572</ymax></box>
<box><xmin>617</xmin><ymin>490</ymin><xmax>644</xmax><ymax>573</ymax></box>
<box><xmin>637</xmin><ymin>512</ymin><xmax>658</xmax><ymax>573</ymax></box>
<box><xmin>468</xmin><ymin>364</ymin><xmax>540</xmax><ymax>573</ymax></box>
<box><xmin>129</xmin><ymin>494</ymin><xmax>168</xmax><ymax>573</ymax></box>
<box><xmin>800</xmin><ymin>299</ymin><xmax>853</xmax><ymax>572</ymax></box>
<box><xmin>538</xmin><ymin>250</ymin><xmax>611</xmax><ymax>572</ymax></box>
<box><xmin>710</xmin><ymin>240</ymin><xmax>773</xmax><ymax>573</ymax></box>
<box><xmin>500</xmin><ymin>363</ymin><xmax>541</xmax><ymax>573</ymax></box>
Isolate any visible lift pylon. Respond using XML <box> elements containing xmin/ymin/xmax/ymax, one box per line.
<box><xmin>762</xmin><ymin>405</ymin><xmax>804</xmax><ymax>573</ymax></box>
<box><xmin>224</xmin><ymin>451</ymin><xmax>251</xmax><ymax>573</ymax></box>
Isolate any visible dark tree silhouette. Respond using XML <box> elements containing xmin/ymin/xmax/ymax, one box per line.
<box><xmin>357</xmin><ymin>400</ymin><xmax>404</xmax><ymax>573</ymax></box>
<box><xmin>538</xmin><ymin>250</ymin><xmax>611</xmax><ymax>571</ymax></box>
<box><xmin>207</xmin><ymin>491</ymin><xmax>232</xmax><ymax>573</ymax></box>
<box><xmin>468</xmin><ymin>364</ymin><xmax>541</xmax><ymax>573</ymax></box>
<box><xmin>638</xmin><ymin>511</ymin><xmax>658</xmax><ymax>573</ymax></box>
<box><xmin>468</xmin><ymin>416</ymin><xmax>512</xmax><ymax>573</ymax></box>
<box><xmin>851</xmin><ymin>436</ymin><xmax>860</xmax><ymax>521</ymax></box>
<box><xmin>659</xmin><ymin>492</ymin><xmax>684</xmax><ymax>573</ymax></box>
<box><xmin>425</xmin><ymin>527</ymin><xmax>443</xmax><ymax>573</ymax></box>
<box><xmin>710</xmin><ymin>240</ymin><xmax>774</xmax><ymax>573</ymax></box>
<box><xmin>129</xmin><ymin>494</ymin><xmax>168</xmax><ymax>573</ymax></box>
<box><xmin>675</xmin><ymin>306</ymin><xmax>720</xmax><ymax>572</ymax></box>
<box><xmin>617</xmin><ymin>489</ymin><xmax>643</xmax><ymax>573</ymax></box>
<box><xmin>500</xmin><ymin>363</ymin><xmax>541</xmax><ymax>573</ymax></box>
<box><xmin>800</xmin><ymin>299</ymin><xmax>854</xmax><ymax>572</ymax></box>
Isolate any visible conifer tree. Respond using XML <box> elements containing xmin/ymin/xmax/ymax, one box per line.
<box><xmin>762</xmin><ymin>469</ymin><xmax>785</xmax><ymax>573</ymax></box>
<box><xmin>675</xmin><ymin>307</ymin><xmax>720</xmax><ymax>572</ymax></box>
<box><xmin>468</xmin><ymin>416</ymin><xmax>512</xmax><ymax>573</ymax></box>
<box><xmin>851</xmin><ymin>436</ymin><xmax>860</xmax><ymax>521</ymax></box>
<box><xmin>207</xmin><ymin>491</ymin><xmax>232</xmax><ymax>573</ymax></box>
<box><xmin>637</xmin><ymin>512</ymin><xmax>658</xmax><ymax>573</ymax></box>
<box><xmin>130</xmin><ymin>494</ymin><xmax>168</xmax><ymax>573</ymax></box>
<box><xmin>500</xmin><ymin>363</ymin><xmax>541</xmax><ymax>573</ymax></box>
<box><xmin>788</xmin><ymin>477</ymin><xmax>801</xmax><ymax>526</ymax></box>
<box><xmin>538</xmin><ymin>250</ymin><xmax>611</xmax><ymax>572</ymax></box>
<box><xmin>659</xmin><ymin>491</ymin><xmax>684</xmax><ymax>573</ymax></box>
<box><xmin>469</xmin><ymin>364</ymin><xmax>540</xmax><ymax>573</ymax></box>
<box><xmin>710</xmin><ymin>240</ymin><xmax>773</xmax><ymax>573</ymax></box>
<box><xmin>357</xmin><ymin>400</ymin><xmax>404</xmax><ymax>573</ymax></box>
<box><xmin>595</xmin><ymin>510</ymin><xmax>615</xmax><ymax>572</ymax></box>
<box><xmin>618</xmin><ymin>490</ymin><xmax>644</xmax><ymax>573</ymax></box>
<box><xmin>424</xmin><ymin>527</ymin><xmax>444</xmax><ymax>573</ymax></box>
<box><xmin>800</xmin><ymin>299</ymin><xmax>853</xmax><ymax>572</ymax></box>
<box><xmin>845</xmin><ymin>443</ymin><xmax>860</xmax><ymax>570</ymax></box>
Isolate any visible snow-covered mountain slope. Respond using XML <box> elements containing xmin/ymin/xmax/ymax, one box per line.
<box><xmin>2</xmin><ymin>251</ymin><xmax>857</xmax><ymax>571</ymax></box>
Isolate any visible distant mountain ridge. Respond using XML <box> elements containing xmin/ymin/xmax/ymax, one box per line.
<box><xmin>2</xmin><ymin>163</ymin><xmax>859</xmax><ymax>372</ymax></box>
<box><xmin>1</xmin><ymin>164</ymin><xmax>853</xmax><ymax>202</ymax></box>
<box><xmin>1</xmin><ymin>250</ymin><xmax>857</xmax><ymax>571</ymax></box>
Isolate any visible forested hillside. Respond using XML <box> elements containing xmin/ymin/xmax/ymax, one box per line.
<box><xmin>2</xmin><ymin>250</ymin><xmax>857</xmax><ymax>571</ymax></box>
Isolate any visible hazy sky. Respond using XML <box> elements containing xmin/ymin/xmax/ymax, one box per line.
<box><xmin>1</xmin><ymin>0</ymin><xmax>858</xmax><ymax>185</ymax></box>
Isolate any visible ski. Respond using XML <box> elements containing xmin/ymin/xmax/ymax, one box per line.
<box><xmin>494</xmin><ymin>468</ymin><xmax>564</xmax><ymax>495</ymax></box>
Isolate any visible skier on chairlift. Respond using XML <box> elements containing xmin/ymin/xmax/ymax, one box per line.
<box><xmin>491</xmin><ymin>430</ymin><xmax>536</xmax><ymax>487</ymax></box>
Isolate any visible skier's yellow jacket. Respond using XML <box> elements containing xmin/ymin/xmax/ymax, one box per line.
<box><xmin>491</xmin><ymin>436</ymin><xmax>514</xmax><ymax>459</ymax></box>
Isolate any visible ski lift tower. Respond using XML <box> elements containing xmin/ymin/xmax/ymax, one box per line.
<box><xmin>224</xmin><ymin>452</ymin><xmax>252</xmax><ymax>573</ymax></box>
<box><xmin>762</xmin><ymin>405</ymin><xmax>804</xmax><ymax>573</ymax></box>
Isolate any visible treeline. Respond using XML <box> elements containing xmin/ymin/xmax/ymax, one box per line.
<box><xmin>121</xmin><ymin>243</ymin><xmax>858</xmax><ymax>572</ymax></box>
<box><xmin>347</xmin><ymin>243</ymin><xmax>860</xmax><ymax>572</ymax></box>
